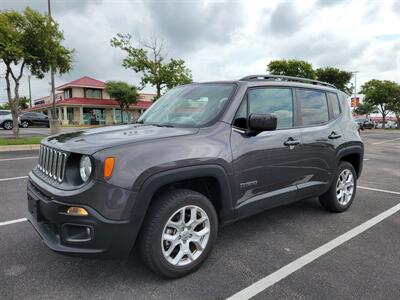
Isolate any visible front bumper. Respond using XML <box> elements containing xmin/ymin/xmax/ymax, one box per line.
<box><xmin>27</xmin><ymin>179</ymin><xmax>144</xmax><ymax>258</ymax></box>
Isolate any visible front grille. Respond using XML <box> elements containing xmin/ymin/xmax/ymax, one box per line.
<box><xmin>37</xmin><ymin>145</ymin><xmax>67</xmax><ymax>182</ymax></box>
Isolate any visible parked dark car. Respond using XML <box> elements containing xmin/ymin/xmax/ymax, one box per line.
<box><xmin>27</xmin><ymin>75</ymin><xmax>363</xmax><ymax>278</ymax></box>
<box><xmin>354</xmin><ymin>117</ymin><xmax>374</xmax><ymax>129</ymax></box>
<box><xmin>20</xmin><ymin>112</ymin><xmax>50</xmax><ymax>128</ymax></box>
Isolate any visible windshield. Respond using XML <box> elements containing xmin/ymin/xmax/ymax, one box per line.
<box><xmin>138</xmin><ymin>83</ymin><xmax>236</xmax><ymax>127</ymax></box>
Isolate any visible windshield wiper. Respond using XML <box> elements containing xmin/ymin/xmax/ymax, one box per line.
<box><xmin>147</xmin><ymin>123</ymin><xmax>175</xmax><ymax>128</ymax></box>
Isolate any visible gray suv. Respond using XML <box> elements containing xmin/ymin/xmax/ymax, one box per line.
<box><xmin>27</xmin><ymin>75</ymin><xmax>363</xmax><ymax>278</ymax></box>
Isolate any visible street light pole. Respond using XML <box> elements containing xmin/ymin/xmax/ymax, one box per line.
<box><xmin>48</xmin><ymin>0</ymin><xmax>60</xmax><ymax>134</ymax></box>
<box><xmin>28</xmin><ymin>75</ymin><xmax>32</xmax><ymax>108</ymax></box>
<box><xmin>352</xmin><ymin>71</ymin><xmax>359</xmax><ymax>112</ymax></box>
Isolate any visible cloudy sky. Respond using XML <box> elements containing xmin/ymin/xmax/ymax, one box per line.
<box><xmin>0</xmin><ymin>0</ymin><xmax>399</xmax><ymax>104</ymax></box>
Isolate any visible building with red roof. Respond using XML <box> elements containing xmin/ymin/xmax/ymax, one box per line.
<box><xmin>26</xmin><ymin>76</ymin><xmax>155</xmax><ymax>126</ymax></box>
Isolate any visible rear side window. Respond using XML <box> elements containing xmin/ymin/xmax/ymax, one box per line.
<box><xmin>297</xmin><ymin>89</ymin><xmax>329</xmax><ymax>126</ymax></box>
<box><xmin>327</xmin><ymin>92</ymin><xmax>341</xmax><ymax>118</ymax></box>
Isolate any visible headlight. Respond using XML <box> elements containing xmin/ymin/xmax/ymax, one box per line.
<box><xmin>79</xmin><ymin>155</ymin><xmax>92</xmax><ymax>182</ymax></box>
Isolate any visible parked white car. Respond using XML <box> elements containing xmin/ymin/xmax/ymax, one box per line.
<box><xmin>376</xmin><ymin>121</ymin><xmax>398</xmax><ymax>129</ymax></box>
<box><xmin>0</xmin><ymin>109</ymin><xmax>14</xmax><ymax>130</ymax></box>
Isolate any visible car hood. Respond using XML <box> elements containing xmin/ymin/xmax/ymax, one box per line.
<box><xmin>42</xmin><ymin>124</ymin><xmax>199</xmax><ymax>155</ymax></box>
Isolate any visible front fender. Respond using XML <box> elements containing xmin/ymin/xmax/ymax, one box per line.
<box><xmin>131</xmin><ymin>164</ymin><xmax>235</xmax><ymax>225</ymax></box>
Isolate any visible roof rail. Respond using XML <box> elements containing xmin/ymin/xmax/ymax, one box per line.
<box><xmin>239</xmin><ymin>74</ymin><xmax>336</xmax><ymax>89</ymax></box>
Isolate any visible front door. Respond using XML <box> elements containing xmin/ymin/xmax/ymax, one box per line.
<box><xmin>231</xmin><ymin>87</ymin><xmax>303</xmax><ymax>216</ymax></box>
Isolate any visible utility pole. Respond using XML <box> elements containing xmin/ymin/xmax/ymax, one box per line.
<box><xmin>48</xmin><ymin>0</ymin><xmax>60</xmax><ymax>134</ymax></box>
<box><xmin>28</xmin><ymin>75</ymin><xmax>32</xmax><ymax>108</ymax></box>
<box><xmin>352</xmin><ymin>71</ymin><xmax>359</xmax><ymax>112</ymax></box>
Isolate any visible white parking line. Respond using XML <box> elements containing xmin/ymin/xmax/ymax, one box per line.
<box><xmin>228</xmin><ymin>187</ymin><xmax>400</xmax><ymax>300</ymax></box>
<box><xmin>0</xmin><ymin>156</ymin><xmax>37</xmax><ymax>162</ymax></box>
<box><xmin>0</xmin><ymin>217</ymin><xmax>27</xmax><ymax>226</ymax></box>
<box><xmin>372</xmin><ymin>137</ymin><xmax>400</xmax><ymax>145</ymax></box>
<box><xmin>359</xmin><ymin>186</ymin><xmax>400</xmax><ymax>195</ymax></box>
<box><xmin>0</xmin><ymin>175</ymin><xmax>28</xmax><ymax>182</ymax></box>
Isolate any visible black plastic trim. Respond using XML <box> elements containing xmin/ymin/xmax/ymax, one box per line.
<box><xmin>132</xmin><ymin>165</ymin><xmax>235</xmax><ymax>226</ymax></box>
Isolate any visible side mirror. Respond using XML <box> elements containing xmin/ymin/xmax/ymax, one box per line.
<box><xmin>248</xmin><ymin>113</ymin><xmax>277</xmax><ymax>135</ymax></box>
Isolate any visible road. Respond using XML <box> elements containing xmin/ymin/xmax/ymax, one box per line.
<box><xmin>0</xmin><ymin>126</ymin><xmax>89</xmax><ymax>138</ymax></box>
<box><xmin>0</xmin><ymin>131</ymin><xmax>399</xmax><ymax>299</ymax></box>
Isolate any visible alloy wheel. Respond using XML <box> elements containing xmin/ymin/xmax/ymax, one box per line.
<box><xmin>3</xmin><ymin>121</ymin><xmax>13</xmax><ymax>130</ymax></box>
<box><xmin>161</xmin><ymin>205</ymin><xmax>210</xmax><ymax>266</ymax></box>
<box><xmin>336</xmin><ymin>169</ymin><xmax>354</xmax><ymax>205</ymax></box>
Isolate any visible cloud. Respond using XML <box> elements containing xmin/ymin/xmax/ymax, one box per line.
<box><xmin>315</xmin><ymin>0</ymin><xmax>347</xmax><ymax>7</ymax></box>
<box><xmin>143</xmin><ymin>0</ymin><xmax>244</xmax><ymax>54</ymax></box>
<box><xmin>393</xmin><ymin>0</ymin><xmax>400</xmax><ymax>15</ymax></box>
<box><xmin>267</xmin><ymin>2</ymin><xmax>305</xmax><ymax>36</ymax></box>
<box><xmin>1</xmin><ymin>0</ymin><xmax>400</xmax><ymax>104</ymax></box>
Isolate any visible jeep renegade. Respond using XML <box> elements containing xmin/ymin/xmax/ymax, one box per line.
<box><xmin>27</xmin><ymin>75</ymin><xmax>364</xmax><ymax>278</ymax></box>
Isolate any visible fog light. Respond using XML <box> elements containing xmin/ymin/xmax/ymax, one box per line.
<box><xmin>67</xmin><ymin>207</ymin><xmax>88</xmax><ymax>216</ymax></box>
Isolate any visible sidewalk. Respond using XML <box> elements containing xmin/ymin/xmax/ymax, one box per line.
<box><xmin>0</xmin><ymin>144</ymin><xmax>40</xmax><ymax>152</ymax></box>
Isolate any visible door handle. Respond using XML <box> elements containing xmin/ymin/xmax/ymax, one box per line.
<box><xmin>284</xmin><ymin>138</ymin><xmax>300</xmax><ymax>147</ymax></box>
<box><xmin>328</xmin><ymin>132</ymin><xmax>342</xmax><ymax>139</ymax></box>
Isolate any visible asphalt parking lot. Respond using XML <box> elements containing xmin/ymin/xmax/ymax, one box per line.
<box><xmin>0</xmin><ymin>131</ymin><xmax>399</xmax><ymax>299</ymax></box>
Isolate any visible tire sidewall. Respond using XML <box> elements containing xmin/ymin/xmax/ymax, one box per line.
<box><xmin>148</xmin><ymin>191</ymin><xmax>218</xmax><ymax>277</ymax></box>
<box><xmin>332</xmin><ymin>162</ymin><xmax>357</xmax><ymax>211</ymax></box>
<box><xmin>3</xmin><ymin>121</ymin><xmax>13</xmax><ymax>130</ymax></box>
<box><xmin>21</xmin><ymin>120</ymin><xmax>29</xmax><ymax>128</ymax></box>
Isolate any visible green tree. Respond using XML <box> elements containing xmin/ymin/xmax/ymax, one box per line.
<box><xmin>105</xmin><ymin>81</ymin><xmax>138</xmax><ymax>124</ymax></box>
<box><xmin>267</xmin><ymin>59</ymin><xmax>316</xmax><ymax>79</ymax></box>
<box><xmin>111</xmin><ymin>34</ymin><xmax>192</xmax><ymax>99</ymax></box>
<box><xmin>0</xmin><ymin>96</ymin><xmax>29</xmax><ymax>110</ymax></box>
<box><xmin>315</xmin><ymin>67</ymin><xmax>352</xmax><ymax>93</ymax></box>
<box><xmin>0</xmin><ymin>102</ymin><xmax>9</xmax><ymax>110</ymax></box>
<box><xmin>18</xmin><ymin>96</ymin><xmax>29</xmax><ymax>110</ymax></box>
<box><xmin>386</xmin><ymin>83</ymin><xmax>400</xmax><ymax>127</ymax></box>
<box><xmin>353</xmin><ymin>102</ymin><xmax>377</xmax><ymax>117</ymax></box>
<box><xmin>360</xmin><ymin>80</ymin><xmax>398</xmax><ymax>128</ymax></box>
<box><xmin>0</xmin><ymin>8</ymin><xmax>73</xmax><ymax>137</ymax></box>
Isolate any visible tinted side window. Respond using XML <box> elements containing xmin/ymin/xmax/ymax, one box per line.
<box><xmin>248</xmin><ymin>88</ymin><xmax>294</xmax><ymax>129</ymax></box>
<box><xmin>297</xmin><ymin>89</ymin><xmax>329</xmax><ymax>126</ymax></box>
<box><xmin>327</xmin><ymin>92</ymin><xmax>341</xmax><ymax>118</ymax></box>
<box><xmin>233</xmin><ymin>99</ymin><xmax>247</xmax><ymax>129</ymax></box>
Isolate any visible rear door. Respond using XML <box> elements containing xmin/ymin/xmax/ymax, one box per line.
<box><xmin>295</xmin><ymin>88</ymin><xmax>343</xmax><ymax>199</ymax></box>
<box><xmin>35</xmin><ymin>113</ymin><xmax>47</xmax><ymax>126</ymax></box>
<box><xmin>231</xmin><ymin>86</ymin><xmax>303</xmax><ymax>214</ymax></box>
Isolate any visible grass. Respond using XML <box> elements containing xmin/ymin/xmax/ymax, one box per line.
<box><xmin>0</xmin><ymin>136</ymin><xmax>43</xmax><ymax>146</ymax></box>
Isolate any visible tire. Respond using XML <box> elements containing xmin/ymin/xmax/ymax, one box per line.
<box><xmin>139</xmin><ymin>188</ymin><xmax>218</xmax><ymax>278</ymax></box>
<box><xmin>21</xmin><ymin>120</ymin><xmax>30</xmax><ymax>128</ymax></box>
<box><xmin>2</xmin><ymin>120</ymin><xmax>13</xmax><ymax>130</ymax></box>
<box><xmin>319</xmin><ymin>161</ymin><xmax>357</xmax><ymax>212</ymax></box>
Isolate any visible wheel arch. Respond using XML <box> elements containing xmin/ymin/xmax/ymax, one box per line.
<box><xmin>336</xmin><ymin>143</ymin><xmax>364</xmax><ymax>178</ymax></box>
<box><xmin>132</xmin><ymin>165</ymin><xmax>235</xmax><ymax>227</ymax></box>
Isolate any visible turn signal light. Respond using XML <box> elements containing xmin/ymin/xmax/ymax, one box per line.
<box><xmin>103</xmin><ymin>157</ymin><xmax>115</xmax><ymax>180</ymax></box>
<box><xmin>67</xmin><ymin>207</ymin><xmax>88</xmax><ymax>216</ymax></box>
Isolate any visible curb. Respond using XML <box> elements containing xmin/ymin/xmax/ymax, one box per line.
<box><xmin>0</xmin><ymin>144</ymin><xmax>40</xmax><ymax>152</ymax></box>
